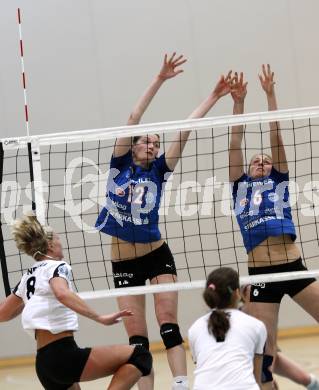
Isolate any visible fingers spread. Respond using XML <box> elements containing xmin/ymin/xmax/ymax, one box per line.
<box><xmin>262</xmin><ymin>64</ymin><xmax>267</xmax><ymax>78</ymax></box>
<box><xmin>225</xmin><ymin>70</ymin><xmax>232</xmax><ymax>81</ymax></box>
<box><xmin>174</xmin><ymin>58</ymin><xmax>187</xmax><ymax>67</ymax></box>
<box><xmin>172</xmin><ymin>54</ymin><xmax>184</xmax><ymax>64</ymax></box>
<box><xmin>168</xmin><ymin>52</ymin><xmax>176</xmax><ymax>63</ymax></box>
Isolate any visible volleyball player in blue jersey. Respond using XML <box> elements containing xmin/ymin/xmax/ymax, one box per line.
<box><xmin>229</xmin><ymin>65</ymin><xmax>319</xmax><ymax>390</ymax></box>
<box><xmin>96</xmin><ymin>53</ymin><xmax>233</xmax><ymax>390</ymax></box>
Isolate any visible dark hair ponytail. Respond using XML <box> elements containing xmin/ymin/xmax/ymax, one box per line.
<box><xmin>203</xmin><ymin>267</ymin><xmax>239</xmax><ymax>342</ymax></box>
<box><xmin>208</xmin><ymin>310</ymin><xmax>230</xmax><ymax>342</ymax></box>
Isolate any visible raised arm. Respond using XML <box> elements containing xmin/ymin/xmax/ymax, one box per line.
<box><xmin>165</xmin><ymin>71</ymin><xmax>233</xmax><ymax>171</ymax></box>
<box><xmin>229</xmin><ymin>72</ymin><xmax>247</xmax><ymax>182</ymax></box>
<box><xmin>259</xmin><ymin>64</ymin><xmax>288</xmax><ymax>173</ymax></box>
<box><xmin>113</xmin><ymin>53</ymin><xmax>187</xmax><ymax>158</ymax></box>
<box><xmin>50</xmin><ymin>277</ymin><xmax>133</xmax><ymax>326</ymax></box>
<box><xmin>0</xmin><ymin>294</ymin><xmax>24</xmax><ymax>322</ymax></box>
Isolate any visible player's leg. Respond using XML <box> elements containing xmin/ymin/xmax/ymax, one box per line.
<box><xmin>274</xmin><ymin>351</ymin><xmax>319</xmax><ymax>388</ymax></box>
<box><xmin>246</xmin><ymin>283</ymin><xmax>281</xmax><ymax>390</ymax></box>
<box><xmin>117</xmin><ymin>294</ymin><xmax>154</xmax><ymax>390</ymax></box>
<box><xmin>112</xmin><ymin>256</ymin><xmax>154</xmax><ymax>390</ymax></box>
<box><xmin>152</xmin><ymin>273</ymin><xmax>188</xmax><ymax>390</ymax></box>
<box><xmin>292</xmin><ymin>280</ymin><xmax>319</xmax><ymax>322</ymax></box>
<box><xmin>80</xmin><ymin>344</ymin><xmax>152</xmax><ymax>389</ymax></box>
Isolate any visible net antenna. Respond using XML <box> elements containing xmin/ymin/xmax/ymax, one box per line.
<box><xmin>0</xmin><ymin>9</ymin><xmax>46</xmax><ymax>295</ymax></box>
<box><xmin>17</xmin><ymin>8</ymin><xmax>46</xmax><ymax>225</ymax></box>
<box><xmin>17</xmin><ymin>8</ymin><xmax>30</xmax><ymax>138</ymax></box>
<box><xmin>2</xmin><ymin>106</ymin><xmax>319</xmax><ymax>298</ymax></box>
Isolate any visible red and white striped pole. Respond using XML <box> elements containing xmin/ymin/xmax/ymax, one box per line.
<box><xmin>17</xmin><ymin>8</ymin><xmax>30</xmax><ymax>137</ymax></box>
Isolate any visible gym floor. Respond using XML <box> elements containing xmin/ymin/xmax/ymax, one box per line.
<box><xmin>0</xmin><ymin>335</ymin><xmax>318</xmax><ymax>389</ymax></box>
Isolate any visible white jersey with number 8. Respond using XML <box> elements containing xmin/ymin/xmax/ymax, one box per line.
<box><xmin>13</xmin><ymin>259</ymin><xmax>78</xmax><ymax>335</ymax></box>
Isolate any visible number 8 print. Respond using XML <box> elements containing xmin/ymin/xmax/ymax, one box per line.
<box><xmin>26</xmin><ymin>276</ymin><xmax>36</xmax><ymax>300</ymax></box>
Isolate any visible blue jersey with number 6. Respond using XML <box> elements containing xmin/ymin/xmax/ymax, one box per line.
<box><xmin>95</xmin><ymin>150</ymin><xmax>172</xmax><ymax>243</ymax></box>
<box><xmin>232</xmin><ymin>167</ymin><xmax>296</xmax><ymax>253</ymax></box>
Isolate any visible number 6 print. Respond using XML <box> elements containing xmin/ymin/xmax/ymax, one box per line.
<box><xmin>253</xmin><ymin>189</ymin><xmax>262</xmax><ymax>206</ymax></box>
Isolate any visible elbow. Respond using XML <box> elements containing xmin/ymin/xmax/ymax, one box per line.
<box><xmin>54</xmin><ymin>289</ymin><xmax>70</xmax><ymax>304</ymax></box>
<box><xmin>0</xmin><ymin>304</ymin><xmax>7</xmax><ymax>322</ymax></box>
<box><xmin>0</xmin><ymin>309</ymin><xmax>10</xmax><ymax>323</ymax></box>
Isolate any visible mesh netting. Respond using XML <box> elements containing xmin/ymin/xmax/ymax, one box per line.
<box><xmin>1</xmin><ymin>109</ymin><xmax>319</xmax><ymax>297</ymax></box>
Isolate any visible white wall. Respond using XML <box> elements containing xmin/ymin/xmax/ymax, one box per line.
<box><xmin>1</xmin><ymin>0</ymin><xmax>319</xmax><ymax>138</ymax></box>
<box><xmin>1</xmin><ymin>0</ymin><xmax>319</xmax><ymax>358</ymax></box>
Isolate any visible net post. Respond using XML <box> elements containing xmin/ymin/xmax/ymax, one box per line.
<box><xmin>30</xmin><ymin>139</ymin><xmax>46</xmax><ymax>225</ymax></box>
<box><xmin>0</xmin><ymin>142</ymin><xmax>11</xmax><ymax>296</ymax></box>
<box><xmin>27</xmin><ymin>142</ymin><xmax>36</xmax><ymax>213</ymax></box>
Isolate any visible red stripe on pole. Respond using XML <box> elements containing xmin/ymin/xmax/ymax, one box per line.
<box><xmin>17</xmin><ymin>8</ymin><xmax>30</xmax><ymax>136</ymax></box>
<box><xmin>25</xmin><ymin>105</ymin><xmax>29</xmax><ymax>122</ymax></box>
<box><xmin>20</xmin><ymin>40</ymin><xmax>23</xmax><ymax>57</ymax></box>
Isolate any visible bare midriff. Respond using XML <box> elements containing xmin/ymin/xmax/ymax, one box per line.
<box><xmin>35</xmin><ymin>329</ymin><xmax>74</xmax><ymax>350</ymax></box>
<box><xmin>248</xmin><ymin>234</ymin><xmax>301</xmax><ymax>268</ymax></box>
<box><xmin>111</xmin><ymin>236</ymin><xmax>164</xmax><ymax>261</ymax></box>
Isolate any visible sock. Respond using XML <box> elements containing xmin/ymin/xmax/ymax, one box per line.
<box><xmin>307</xmin><ymin>374</ymin><xmax>319</xmax><ymax>390</ymax></box>
<box><xmin>172</xmin><ymin>376</ymin><xmax>189</xmax><ymax>390</ymax></box>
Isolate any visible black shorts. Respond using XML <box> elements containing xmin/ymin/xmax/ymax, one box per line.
<box><xmin>112</xmin><ymin>242</ymin><xmax>177</xmax><ymax>288</ymax></box>
<box><xmin>248</xmin><ymin>258</ymin><xmax>316</xmax><ymax>303</ymax></box>
<box><xmin>36</xmin><ymin>337</ymin><xmax>91</xmax><ymax>390</ymax></box>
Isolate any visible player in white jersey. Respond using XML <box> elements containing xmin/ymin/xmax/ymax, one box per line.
<box><xmin>0</xmin><ymin>213</ymin><xmax>152</xmax><ymax>389</ymax></box>
<box><xmin>188</xmin><ymin>267</ymin><xmax>267</xmax><ymax>390</ymax></box>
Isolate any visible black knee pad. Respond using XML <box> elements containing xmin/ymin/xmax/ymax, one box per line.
<box><xmin>129</xmin><ymin>335</ymin><xmax>150</xmax><ymax>351</ymax></box>
<box><xmin>160</xmin><ymin>323</ymin><xmax>183</xmax><ymax>350</ymax></box>
<box><xmin>262</xmin><ymin>354</ymin><xmax>274</xmax><ymax>383</ymax></box>
<box><xmin>127</xmin><ymin>345</ymin><xmax>152</xmax><ymax>377</ymax></box>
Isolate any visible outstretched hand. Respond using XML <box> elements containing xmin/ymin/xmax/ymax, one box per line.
<box><xmin>96</xmin><ymin>309</ymin><xmax>133</xmax><ymax>326</ymax></box>
<box><xmin>158</xmin><ymin>52</ymin><xmax>187</xmax><ymax>81</ymax></box>
<box><xmin>212</xmin><ymin>71</ymin><xmax>233</xmax><ymax>99</ymax></box>
<box><xmin>259</xmin><ymin>64</ymin><xmax>275</xmax><ymax>96</ymax></box>
<box><xmin>230</xmin><ymin>72</ymin><xmax>248</xmax><ymax>104</ymax></box>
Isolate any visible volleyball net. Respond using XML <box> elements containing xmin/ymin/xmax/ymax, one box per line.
<box><xmin>1</xmin><ymin>107</ymin><xmax>319</xmax><ymax>299</ymax></box>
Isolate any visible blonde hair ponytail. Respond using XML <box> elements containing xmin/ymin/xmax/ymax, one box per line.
<box><xmin>12</xmin><ymin>212</ymin><xmax>53</xmax><ymax>260</ymax></box>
